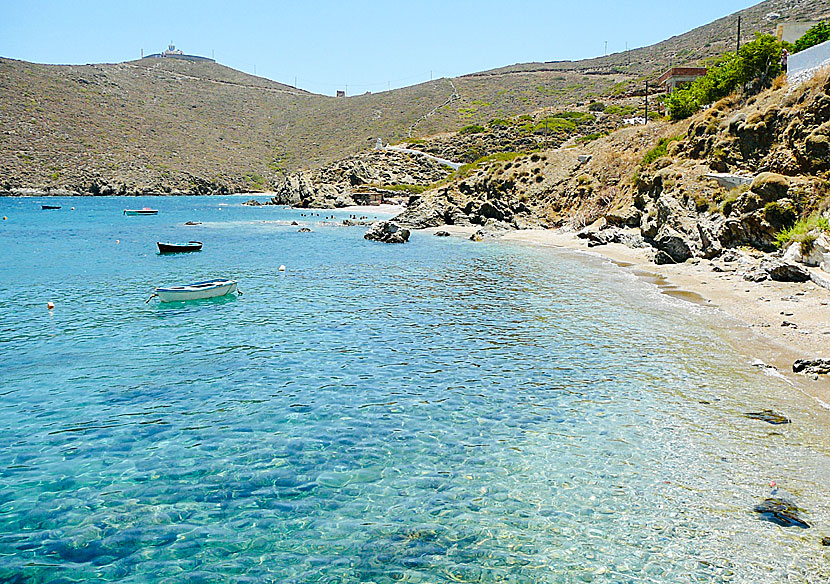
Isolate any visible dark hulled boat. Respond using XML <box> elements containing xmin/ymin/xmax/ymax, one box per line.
<box><xmin>157</xmin><ymin>241</ymin><xmax>203</xmax><ymax>253</ymax></box>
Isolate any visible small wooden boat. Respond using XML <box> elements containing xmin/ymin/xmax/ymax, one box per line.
<box><xmin>157</xmin><ymin>241</ymin><xmax>203</xmax><ymax>253</ymax></box>
<box><xmin>149</xmin><ymin>278</ymin><xmax>239</xmax><ymax>303</ymax></box>
<box><xmin>124</xmin><ymin>207</ymin><xmax>158</xmax><ymax>216</ymax></box>
<box><xmin>42</xmin><ymin>204</ymin><xmax>62</xmax><ymax>210</ymax></box>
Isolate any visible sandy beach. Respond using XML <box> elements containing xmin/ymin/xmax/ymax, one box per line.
<box><xmin>422</xmin><ymin>225</ymin><xmax>830</xmax><ymax>405</ymax></box>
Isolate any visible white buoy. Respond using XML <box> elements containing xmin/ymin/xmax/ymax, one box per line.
<box><xmin>279</xmin><ymin>265</ymin><xmax>286</xmax><ymax>272</ymax></box>
<box><xmin>47</xmin><ymin>301</ymin><xmax>55</xmax><ymax>310</ymax></box>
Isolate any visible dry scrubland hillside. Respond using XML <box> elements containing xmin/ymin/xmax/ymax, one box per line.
<box><xmin>488</xmin><ymin>0</ymin><xmax>830</xmax><ymax>79</ymax></box>
<box><xmin>0</xmin><ymin>58</ymin><xmax>616</xmax><ymax>195</ymax></box>
<box><xmin>398</xmin><ymin>69</ymin><xmax>830</xmax><ymax>266</ymax></box>
<box><xmin>1</xmin><ymin>0</ymin><xmax>829</xmax><ymax>195</ymax></box>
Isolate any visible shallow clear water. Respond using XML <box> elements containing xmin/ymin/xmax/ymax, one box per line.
<box><xmin>1</xmin><ymin>195</ymin><xmax>830</xmax><ymax>583</ymax></box>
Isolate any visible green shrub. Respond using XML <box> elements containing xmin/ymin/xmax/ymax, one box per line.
<box><xmin>793</xmin><ymin>21</ymin><xmax>830</xmax><ymax>53</ymax></box>
<box><xmin>774</xmin><ymin>213</ymin><xmax>830</xmax><ymax>248</ymax></box>
<box><xmin>640</xmin><ymin>136</ymin><xmax>681</xmax><ymax>167</ymax></box>
<box><xmin>604</xmin><ymin>104</ymin><xmax>637</xmax><ymax>117</ymax></box>
<box><xmin>667</xmin><ymin>34</ymin><xmax>784</xmax><ymax>120</ymax></box>
<box><xmin>459</xmin><ymin>124</ymin><xmax>486</xmax><ymax>135</ymax></box>
<box><xmin>588</xmin><ymin>102</ymin><xmax>606</xmax><ymax>112</ymax></box>
<box><xmin>577</xmin><ymin>132</ymin><xmax>606</xmax><ymax>144</ymax></box>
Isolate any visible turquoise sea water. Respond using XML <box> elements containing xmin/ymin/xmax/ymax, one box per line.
<box><xmin>1</xmin><ymin>195</ymin><xmax>830</xmax><ymax>583</ymax></box>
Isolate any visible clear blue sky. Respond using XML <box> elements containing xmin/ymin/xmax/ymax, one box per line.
<box><xmin>1</xmin><ymin>0</ymin><xmax>759</xmax><ymax>95</ymax></box>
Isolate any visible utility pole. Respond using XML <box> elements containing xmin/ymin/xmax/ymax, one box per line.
<box><xmin>737</xmin><ymin>15</ymin><xmax>742</xmax><ymax>54</ymax></box>
<box><xmin>644</xmin><ymin>81</ymin><xmax>649</xmax><ymax>124</ymax></box>
<box><xmin>605</xmin><ymin>40</ymin><xmax>608</xmax><ymax>56</ymax></box>
<box><xmin>626</xmin><ymin>42</ymin><xmax>629</xmax><ymax>65</ymax></box>
<box><xmin>295</xmin><ymin>76</ymin><xmax>297</xmax><ymax>88</ymax></box>
<box><xmin>141</xmin><ymin>48</ymin><xmax>143</xmax><ymax>58</ymax></box>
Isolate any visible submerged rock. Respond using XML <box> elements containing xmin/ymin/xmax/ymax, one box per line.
<box><xmin>754</xmin><ymin>498</ymin><xmax>810</xmax><ymax>528</ymax></box>
<box><xmin>298</xmin><ymin>227</ymin><xmax>312</xmax><ymax>233</ymax></box>
<box><xmin>744</xmin><ymin>410</ymin><xmax>791</xmax><ymax>425</ymax></box>
<box><xmin>364</xmin><ymin>221</ymin><xmax>410</xmax><ymax>243</ymax></box>
<box><xmin>243</xmin><ymin>199</ymin><xmax>262</xmax><ymax>206</ymax></box>
<box><xmin>434</xmin><ymin>230</ymin><xmax>451</xmax><ymax>237</ymax></box>
<box><xmin>793</xmin><ymin>359</ymin><xmax>830</xmax><ymax>375</ymax></box>
<box><xmin>184</xmin><ymin>221</ymin><xmax>202</xmax><ymax>226</ymax></box>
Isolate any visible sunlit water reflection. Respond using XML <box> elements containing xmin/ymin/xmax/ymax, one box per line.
<box><xmin>1</xmin><ymin>195</ymin><xmax>829</xmax><ymax>583</ymax></box>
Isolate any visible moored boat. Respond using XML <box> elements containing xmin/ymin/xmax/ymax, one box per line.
<box><xmin>124</xmin><ymin>207</ymin><xmax>159</xmax><ymax>215</ymax></box>
<box><xmin>157</xmin><ymin>241</ymin><xmax>203</xmax><ymax>253</ymax></box>
<box><xmin>150</xmin><ymin>278</ymin><xmax>238</xmax><ymax>303</ymax></box>
<box><xmin>42</xmin><ymin>205</ymin><xmax>62</xmax><ymax>210</ymax></box>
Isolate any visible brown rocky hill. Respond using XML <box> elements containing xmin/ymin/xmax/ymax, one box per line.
<box><xmin>2</xmin><ymin>0</ymin><xmax>829</xmax><ymax>195</ymax></box>
<box><xmin>484</xmin><ymin>0</ymin><xmax>830</xmax><ymax>80</ymax></box>
<box><xmin>396</xmin><ymin>68</ymin><xmax>830</xmax><ymax>267</ymax></box>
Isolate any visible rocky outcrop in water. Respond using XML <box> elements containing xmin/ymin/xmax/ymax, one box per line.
<box><xmin>744</xmin><ymin>410</ymin><xmax>791</xmax><ymax>424</ymax></box>
<box><xmin>364</xmin><ymin>221</ymin><xmax>410</xmax><ymax>243</ymax></box>
<box><xmin>753</xmin><ymin>498</ymin><xmax>811</xmax><ymax>528</ymax></box>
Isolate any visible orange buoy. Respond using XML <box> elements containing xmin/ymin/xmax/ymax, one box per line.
<box><xmin>47</xmin><ymin>302</ymin><xmax>55</xmax><ymax>310</ymax></box>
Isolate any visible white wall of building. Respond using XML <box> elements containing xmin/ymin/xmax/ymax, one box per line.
<box><xmin>789</xmin><ymin>39</ymin><xmax>830</xmax><ymax>86</ymax></box>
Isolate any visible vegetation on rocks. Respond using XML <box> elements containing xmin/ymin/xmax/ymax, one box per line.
<box><xmin>667</xmin><ymin>34</ymin><xmax>785</xmax><ymax>120</ymax></box>
<box><xmin>775</xmin><ymin>213</ymin><xmax>830</xmax><ymax>249</ymax></box>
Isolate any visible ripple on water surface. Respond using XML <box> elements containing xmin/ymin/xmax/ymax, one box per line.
<box><xmin>1</xmin><ymin>196</ymin><xmax>830</xmax><ymax>583</ymax></box>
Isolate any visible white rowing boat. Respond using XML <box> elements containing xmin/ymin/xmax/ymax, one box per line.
<box><xmin>149</xmin><ymin>278</ymin><xmax>239</xmax><ymax>303</ymax></box>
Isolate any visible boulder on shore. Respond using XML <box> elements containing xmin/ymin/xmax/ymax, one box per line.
<box><xmin>364</xmin><ymin>221</ymin><xmax>410</xmax><ymax>243</ymax></box>
<box><xmin>760</xmin><ymin>258</ymin><xmax>811</xmax><ymax>282</ymax></box>
<box><xmin>793</xmin><ymin>359</ymin><xmax>830</xmax><ymax>375</ymax></box>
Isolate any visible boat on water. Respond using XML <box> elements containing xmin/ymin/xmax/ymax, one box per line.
<box><xmin>157</xmin><ymin>241</ymin><xmax>203</xmax><ymax>253</ymax></box>
<box><xmin>124</xmin><ymin>207</ymin><xmax>159</xmax><ymax>216</ymax></box>
<box><xmin>149</xmin><ymin>278</ymin><xmax>239</xmax><ymax>303</ymax></box>
<box><xmin>42</xmin><ymin>205</ymin><xmax>62</xmax><ymax>210</ymax></box>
